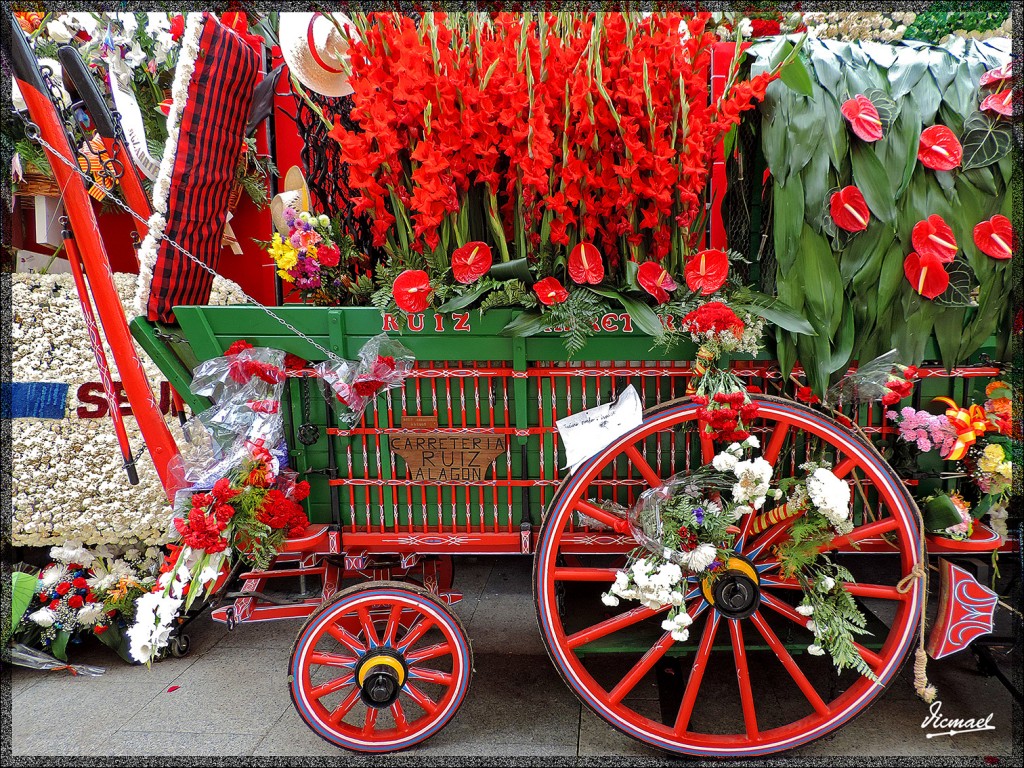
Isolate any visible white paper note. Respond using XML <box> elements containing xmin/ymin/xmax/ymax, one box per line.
<box><xmin>556</xmin><ymin>385</ymin><xmax>643</xmax><ymax>474</ymax></box>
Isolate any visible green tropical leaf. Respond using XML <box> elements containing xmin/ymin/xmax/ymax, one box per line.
<box><xmin>829</xmin><ymin>298</ymin><xmax>855</xmax><ymax>374</ymax></box>
<box><xmin>780</xmin><ymin>54</ymin><xmax>814</xmax><ymax>97</ymax></box>
<box><xmin>772</xmin><ymin>176</ymin><xmax>805</xmax><ymax>272</ymax></box>
<box><xmin>808</xmin><ymin>43</ymin><xmax>842</xmax><ymax>96</ymax></box>
<box><xmin>934</xmin><ymin>307</ymin><xmax>967</xmax><ymax>371</ymax></box>
<box><xmin>797</xmin><ymin>225</ymin><xmax>844</xmax><ymax>337</ymax></box>
<box><xmin>500</xmin><ymin>311</ymin><xmax>547</xmax><ymax>337</ymax></box>
<box><xmin>850</xmin><ymin>143</ymin><xmax>897</xmax><ymax>223</ymax></box>
<box><xmin>51</xmin><ymin>630</ymin><xmax>71</xmax><ymax>662</ymax></box>
<box><xmin>887</xmin><ymin>53</ymin><xmax>929</xmax><ymax>101</ymax></box>
<box><xmin>731</xmin><ymin>291</ymin><xmax>816</xmax><ymax>335</ymax></box>
<box><xmin>9</xmin><ymin>572</ymin><xmax>37</xmax><ymax>640</ymax></box>
<box><xmin>587</xmin><ymin>287</ymin><xmax>664</xmax><ymax>339</ymax></box>
<box><xmin>961</xmin><ymin>120</ymin><xmax>1013</xmax><ymax>170</ymax></box>
<box><xmin>864</xmin><ymin>88</ymin><xmax>899</xmax><ymax>134</ymax></box>
<box><xmin>436</xmin><ymin>282</ymin><xmax>490</xmax><ymax>313</ymax></box>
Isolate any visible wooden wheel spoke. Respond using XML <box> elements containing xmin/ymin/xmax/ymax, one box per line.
<box><xmin>575</xmin><ymin>500</ymin><xmax>630</xmax><ymax>534</ymax></box>
<box><xmin>763</xmin><ymin>423</ymin><xmax>790</xmax><ymax>466</ymax></box>
<box><xmin>328</xmin><ymin>685</ymin><xmax>363</xmax><ymax>725</ymax></box>
<box><xmin>729</xmin><ymin>619</ymin><xmax>759</xmax><ymax>739</ymax></box>
<box><xmin>699</xmin><ymin>433</ymin><xmax>715</xmax><ymax>464</ymax></box>
<box><xmin>310</xmin><ymin>674</ymin><xmax>354</xmax><ymax>701</ymax></box>
<box><xmin>357</xmin><ymin>606</ymin><xmax>380</xmax><ymax>647</ymax></box>
<box><xmin>624</xmin><ymin>444</ymin><xmax>661</xmax><ymax>488</ymax></box>
<box><xmin>609</xmin><ymin>601</ymin><xmax>703</xmax><ymax>705</ymax></box>
<box><xmin>326</xmin><ymin>623</ymin><xmax>367</xmax><ymax>656</ymax></box>
<box><xmin>397</xmin><ymin>616</ymin><xmax>435</xmax><ymax>652</ymax></box>
<box><xmin>854</xmin><ymin>643</ymin><xmax>885</xmax><ymax>672</ymax></box>
<box><xmin>832</xmin><ymin>456</ymin><xmax>857</xmax><ymax>479</ymax></box>
<box><xmin>409</xmin><ymin>666</ymin><xmax>453</xmax><ymax>686</ymax></box>
<box><xmin>308</xmin><ymin>651</ymin><xmax>357</xmax><ymax>668</ymax></box>
<box><xmin>362</xmin><ymin>706</ymin><xmax>378</xmax><ymax>736</ymax></box>
<box><xmin>404</xmin><ymin>681</ymin><xmax>440</xmax><ymax>716</ymax></box>
<box><xmin>567</xmin><ymin>604</ymin><xmax>665</xmax><ymax>650</ymax></box>
<box><xmin>382</xmin><ymin>604</ymin><xmax>403</xmax><ymax>647</ymax></box>
<box><xmin>553</xmin><ymin>566</ymin><xmax>619</xmax><ymax>582</ymax></box>
<box><xmin>391</xmin><ymin>698</ymin><xmax>409</xmax><ymax>733</ymax></box>
<box><xmin>825</xmin><ymin>517</ymin><xmax>900</xmax><ymax>551</ymax></box>
<box><xmin>749</xmin><ymin>611</ymin><xmax>830</xmax><ymax>717</ymax></box>
<box><xmin>744</xmin><ymin>505</ymin><xmax>806</xmax><ymax>559</ymax></box>
<box><xmin>674</xmin><ymin>611</ymin><xmax>720</xmax><ymax>734</ymax></box>
<box><xmin>406</xmin><ymin>641</ymin><xmax>452</xmax><ymax>664</ymax></box>
<box><xmin>763</xmin><ymin>576</ymin><xmax>907</xmax><ymax>602</ymax></box>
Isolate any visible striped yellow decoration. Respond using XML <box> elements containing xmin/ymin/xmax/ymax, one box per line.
<box><xmin>749</xmin><ymin>503</ymin><xmax>802</xmax><ymax>536</ymax></box>
<box><xmin>685</xmin><ymin>346</ymin><xmax>717</xmax><ymax>395</ymax></box>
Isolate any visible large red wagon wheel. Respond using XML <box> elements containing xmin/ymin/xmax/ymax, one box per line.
<box><xmin>535</xmin><ymin>395</ymin><xmax>923</xmax><ymax>757</ymax></box>
<box><xmin>290</xmin><ymin>581</ymin><xmax>472</xmax><ymax>752</ymax></box>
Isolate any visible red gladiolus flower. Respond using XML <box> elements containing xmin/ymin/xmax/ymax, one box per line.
<box><xmin>451</xmin><ymin>242</ymin><xmax>493</xmax><ymax>284</ymax></box>
<box><xmin>917</xmin><ymin>126</ymin><xmax>962</xmax><ymax>171</ymax></box>
<box><xmin>979</xmin><ymin>62</ymin><xmax>1011</xmax><ymax>88</ymax></box>
<box><xmin>912</xmin><ymin>215</ymin><xmax>958</xmax><ymax>263</ymax></box>
<box><xmin>684</xmin><ymin>249</ymin><xmax>729</xmax><ymax>295</ymax></box>
<box><xmin>829</xmin><ymin>186</ymin><xmax>870</xmax><ymax>232</ymax></box>
<box><xmin>169</xmin><ymin>14</ymin><xmax>185</xmax><ymax>42</ymax></box>
<box><xmin>393</xmin><ymin>270</ymin><xmax>432</xmax><ymax>313</ymax></box>
<box><xmin>903</xmin><ymin>252</ymin><xmax>950</xmax><ymax>299</ymax></box>
<box><xmin>973</xmin><ymin>215</ymin><xmax>1013</xmax><ymax>260</ymax></box>
<box><xmin>841</xmin><ymin>95</ymin><xmax>884</xmax><ymax>142</ymax></box>
<box><xmin>637</xmin><ymin>262</ymin><xmax>677</xmax><ymax>304</ymax></box>
<box><xmin>981</xmin><ymin>89</ymin><xmax>1013</xmax><ymax>117</ymax></box>
<box><xmin>534</xmin><ymin>277</ymin><xmax>569</xmax><ymax>306</ymax></box>
<box><xmin>568</xmin><ymin>242</ymin><xmax>604</xmax><ymax>285</ymax></box>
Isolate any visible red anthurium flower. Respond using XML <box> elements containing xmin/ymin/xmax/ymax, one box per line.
<box><xmin>917</xmin><ymin>126</ymin><xmax>962</xmax><ymax>171</ymax></box>
<box><xmin>534</xmin><ymin>277</ymin><xmax>569</xmax><ymax>306</ymax></box>
<box><xmin>156</xmin><ymin>99</ymin><xmax>173</xmax><ymax>117</ymax></box>
<box><xmin>451</xmin><ymin>241</ymin><xmax>493</xmax><ymax>284</ymax></box>
<box><xmin>911</xmin><ymin>215</ymin><xmax>958</xmax><ymax>263</ymax></box>
<box><xmin>973</xmin><ymin>215</ymin><xmax>1013</xmax><ymax>260</ymax></box>
<box><xmin>637</xmin><ymin>262</ymin><xmax>677</xmax><ymax>304</ymax></box>
<box><xmin>568</xmin><ymin>242</ymin><xmax>605</xmax><ymax>285</ymax></box>
<box><xmin>980</xmin><ymin>89</ymin><xmax>1013</xmax><ymax>117</ymax></box>
<box><xmin>840</xmin><ymin>95</ymin><xmax>884</xmax><ymax>142</ymax></box>
<box><xmin>684</xmin><ymin>249</ymin><xmax>729</xmax><ymax>294</ymax></box>
<box><xmin>829</xmin><ymin>186</ymin><xmax>871</xmax><ymax>232</ymax></box>
<box><xmin>903</xmin><ymin>252</ymin><xmax>950</xmax><ymax>299</ymax></box>
<box><xmin>393</xmin><ymin>270</ymin><xmax>432</xmax><ymax>313</ymax></box>
<box><xmin>979</xmin><ymin>62</ymin><xmax>1011</xmax><ymax>88</ymax></box>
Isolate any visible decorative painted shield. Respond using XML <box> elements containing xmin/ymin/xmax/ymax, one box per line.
<box><xmin>926</xmin><ymin>558</ymin><xmax>998</xmax><ymax>659</ymax></box>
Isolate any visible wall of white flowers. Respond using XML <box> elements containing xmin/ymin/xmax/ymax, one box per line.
<box><xmin>11</xmin><ymin>272</ymin><xmax>245</xmax><ymax>548</ymax></box>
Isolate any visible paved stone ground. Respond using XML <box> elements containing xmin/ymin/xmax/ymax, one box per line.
<box><xmin>8</xmin><ymin>556</ymin><xmax>1020</xmax><ymax>760</ymax></box>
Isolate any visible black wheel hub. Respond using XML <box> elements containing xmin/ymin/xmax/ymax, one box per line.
<box><xmin>355</xmin><ymin>649</ymin><xmax>408</xmax><ymax>709</ymax></box>
<box><xmin>703</xmin><ymin>555</ymin><xmax>760</xmax><ymax>620</ymax></box>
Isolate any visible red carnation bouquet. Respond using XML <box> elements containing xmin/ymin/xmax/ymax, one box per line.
<box><xmin>323</xmin><ymin>12</ymin><xmax>807</xmax><ymax>350</ymax></box>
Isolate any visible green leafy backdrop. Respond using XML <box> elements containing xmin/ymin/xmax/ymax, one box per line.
<box><xmin>747</xmin><ymin>37</ymin><xmax>1014</xmax><ymax>396</ymax></box>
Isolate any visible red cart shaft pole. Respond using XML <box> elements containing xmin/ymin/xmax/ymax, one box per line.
<box><xmin>9</xmin><ymin>18</ymin><xmax>182</xmax><ymax>498</ymax></box>
<box><xmin>61</xmin><ymin>227</ymin><xmax>140</xmax><ymax>484</ymax></box>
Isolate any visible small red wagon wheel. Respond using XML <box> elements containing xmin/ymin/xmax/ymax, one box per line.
<box><xmin>290</xmin><ymin>581</ymin><xmax>472</xmax><ymax>752</ymax></box>
<box><xmin>535</xmin><ymin>395</ymin><xmax>923</xmax><ymax>757</ymax></box>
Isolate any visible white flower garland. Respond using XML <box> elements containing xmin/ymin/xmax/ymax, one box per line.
<box><xmin>12</xmin><ymin>272</ymin><xmax>245</xmax><ymax>548</ymax></box>
<box><xmin>132</xmin><ymin>12</ymin><xmax>204</xmax><ymax>317</ymax></box>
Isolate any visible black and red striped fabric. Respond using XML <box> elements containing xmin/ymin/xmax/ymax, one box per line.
<box><xmin>146</xmin><ymin>13</ymin><xmax>259</xmax><ymax>323</ymax></box>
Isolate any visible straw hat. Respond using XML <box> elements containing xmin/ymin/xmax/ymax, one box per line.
<box><xmin>270</xmin><ymin>166</ymin><xmax>311</xmax><ymax>237</ymax></box>
<box><xmin>278</xmin><ymin>12</ymin><xmax>359</xmax><ymax>98</ymax></box>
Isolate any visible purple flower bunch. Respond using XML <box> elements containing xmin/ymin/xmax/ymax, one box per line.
<box><xmin>885</xmin><ymin>407</ymin><xmax>957</xmax><ymax>457</ymax></box>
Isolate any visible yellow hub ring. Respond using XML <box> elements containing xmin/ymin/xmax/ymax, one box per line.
<box><xmin>701</xmin><ymin>556</ymin><xmax>759</xmax><ymax>606</ymax></box>
<box><xmin>357</xmin><ymin>654</ymin><xmax>406</xmax><ymax>687</ymax></box>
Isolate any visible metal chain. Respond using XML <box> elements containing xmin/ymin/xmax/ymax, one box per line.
<box><xmin>28</xmin><ymin>129</ymin><xmax>347</xmax><ymax>365</ymax></box>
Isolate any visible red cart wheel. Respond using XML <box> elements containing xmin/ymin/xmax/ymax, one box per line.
<box><xmin>290</xmin><ymin>581</ymin><xmax>472</xmax><ymax>753</ymax></box>
<box><xmin>535</xmin><ymin>395</ymin><xmax>923</xmax><ymax>757</ymax></box>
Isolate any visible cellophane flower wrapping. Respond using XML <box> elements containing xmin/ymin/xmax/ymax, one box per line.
<box><xmin>315</xmin><ymin>334</ymin><xmax>415</xmax><ymax>426</ymax></box>
<box><xmin>8</xmin><ymin>643</ymin><xmax>106</xmax><ymax>676</ymax></box>
<box><xmin>176</xmin><ymin>347</ymin><xmax>289</xmax><ymax>486</ymax></box>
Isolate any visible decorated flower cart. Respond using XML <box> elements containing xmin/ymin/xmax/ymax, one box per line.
<box><xmin>6</xmin><ymin>9</ymin><xmax>1016</xmax><ymax>758</ymax></box>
